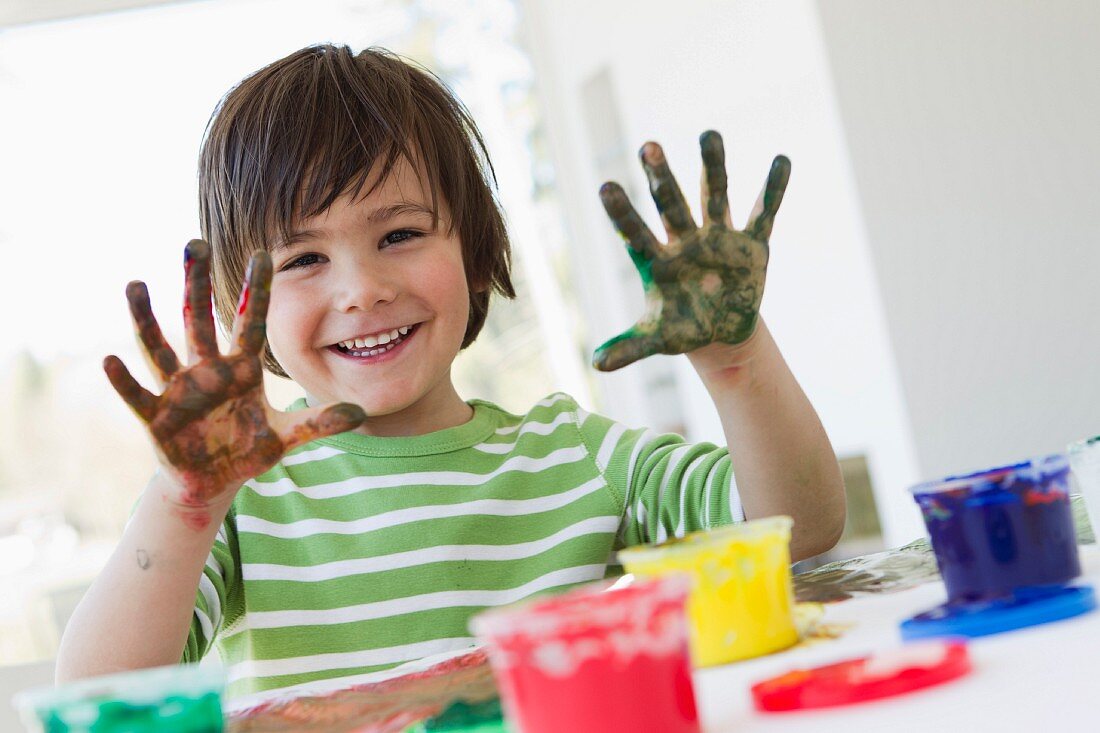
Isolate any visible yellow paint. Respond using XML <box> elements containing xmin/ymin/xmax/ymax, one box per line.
<box><xmin>618</xmin><ymin>516</ymin><xmax>798</xmax><ymax>667</ymax></box>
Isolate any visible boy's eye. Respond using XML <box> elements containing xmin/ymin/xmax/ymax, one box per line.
<box><xmin>281</xmin><ymin>253</ymin><xmax>322</xmax><ymax>270</ymax></box>
<box><xmin>383</xmin><ymin>229</ymin><xmax>423</xmax><ymax>247</ymax></box>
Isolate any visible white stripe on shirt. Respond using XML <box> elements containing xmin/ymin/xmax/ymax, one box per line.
<box><xmin>236</xmin><ymin>477</ymin><xmax>607</xmax><ymax>539</ymax></box>
<box><xmin>245</xmin><ymin>446</ymin><xmax>588</xmax><ymax>499</ymax></box>
<box><xmin>224</xmin><ymin>564</ymin><xmax>607</xmax><ymax>634</ymax></box>
<box><xmin>241</xmin><ymin>515</ymin><xmax>618</xmax><ymax>581</ymax></box>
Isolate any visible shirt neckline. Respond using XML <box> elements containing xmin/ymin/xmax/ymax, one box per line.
<box><xmin>286</xmin><ymin>398</ymin><xmax>502</xmax><ymax>457</ymax></box>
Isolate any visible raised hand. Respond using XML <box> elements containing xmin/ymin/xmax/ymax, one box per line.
<box><xmin>104</xmin><ymin>240</ymin><xmax>366</xmax><ymax>515</ymax></box>
<box><xmin>592</xmin><ymin>130</ymin><xmax>790</xmax><ymax>371</ymax></box>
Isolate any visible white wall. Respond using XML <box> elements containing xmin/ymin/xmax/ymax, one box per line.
<box><xmin>815</xmin><ymin>1</ymin><xmax>1100</xmax><ymax>479</ymax></box>
<box><xmin>521</xmin><ymin>0</ymin><xmax>924</xmax><ymax>544</ymax></box>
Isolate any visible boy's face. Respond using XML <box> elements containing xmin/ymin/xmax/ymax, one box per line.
<box><xmin>266</xmin><ymin>157</ymin><xmax>472</xmax><ymax>432</ymax></box>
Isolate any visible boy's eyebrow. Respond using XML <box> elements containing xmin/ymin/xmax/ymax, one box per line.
<box><xmin>365</xmin><ymin>202</ymin><xmax>436</xmax><ymax>223</ymax></box>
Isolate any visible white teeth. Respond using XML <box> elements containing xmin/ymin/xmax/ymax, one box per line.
<box><xmin>338</xmin><ymin>324</ymin><xmax>414</xmax><ymax>351</ymax></box>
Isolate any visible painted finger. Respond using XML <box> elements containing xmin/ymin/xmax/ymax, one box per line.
<box><xmin>230</xmin><ymin>251</ymin><xmax>273</xmax><ymax>355</ymax></box>
<box><xmin>699</xmin><ymin>130</ymin><xmax>732</xmax><ymax>227</ymax></box>
<box><xmin>184</xmin><ymin>239</ymin><xmax>220</xmax><ymax>361</ymax></box>
<box><xmin>104</xmin><ymin>355</ymin><xmax>159</xmax><ymax>422</ymax></box>
<box><xmin>744</xmin><ymin>155</ymin><xmax>791</xmax><ymax>243</ymax></box>
<box><xmin>126</xmin><ymin>280</ymin><xmax>180</xmax><ymax>388</ymax></box>
<box><xmin>592</xmin><ymin>327</ymin><xmax>665</xmax><ymax>372</ymax></box>
<box><xmin>600</xmin><ymin>182</ymin><xmax>661</xmax><ymax>260</ymax></box>
<box><xmin>640</xmin><ymin>142</ymin><xmax>696</xmax><ymax>237</ymax></box>
<box><xmin>275</xmin><ymin>401</ymin><xmax>368</xmax><ymax>451</ymax></box>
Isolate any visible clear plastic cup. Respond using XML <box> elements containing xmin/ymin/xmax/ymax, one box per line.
<box><xmin>1068</xmin><ymin>436</ymin><xmax>1100</xmax><ymax>539</ymax></box>
<box><xmin>470</xmin><ymin>576</ymin><xmax>699</xmax><ymax>733</ymax></box>
<box><xmin>617</xmin><ymin>516</ymin><xmax>797</xmax><ymax>666</ymax></box>
<box><xmin>14</xmin><ymin>663</ymin><xmax>225</xmax><ymax>732</ymax></box>
<box><xmin>911</xmin><ymin>455</ymin><xmax>1080</xmax><ymax>605</ymax></box>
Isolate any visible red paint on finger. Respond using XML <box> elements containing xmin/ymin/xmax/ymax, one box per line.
<box><xmin>237</xmin><ymin>278</ymin><xmax>251</xmax><ymax>316</ymax></box>
<box><xmin>183</xmin><ymin>254</ymin><xmax>195</xmax><ymax>328</ymax></box>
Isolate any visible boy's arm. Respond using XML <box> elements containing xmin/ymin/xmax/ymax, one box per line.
<box><xmin>56</xmin><ymin>473</ymin><xmax>232</xmax><ymax>682</ymax></box>
<box><xmin>593</xmin><ymin>131</ymin><xmax>845</xmax><ymax>561</ymax></box>
<box><xmin>57</xmin><ymin>240</ymin><xmax>365</xmax><ymax>683</ymax></box>
<box><xmin>687</xmin><ymin>321</ymin><xmax>845</xmax><ymax>561</ymax></box>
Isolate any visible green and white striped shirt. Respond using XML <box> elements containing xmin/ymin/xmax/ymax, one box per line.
<box><xmin>183</xmin><ymin>393</ymin><xmax>741</xmax><ymax>699</ymax></box>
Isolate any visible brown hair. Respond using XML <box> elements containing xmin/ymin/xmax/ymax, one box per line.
<box><xmin>197</xmin><ymin>44</ymin><xmax>515</xmax><ymax>376</ymax></box>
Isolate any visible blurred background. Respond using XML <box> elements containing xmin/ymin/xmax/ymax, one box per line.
<box><xmin>0</xmin><ymin>0</ymin><xmax>1097</xmax><ymax>694</ymax></box>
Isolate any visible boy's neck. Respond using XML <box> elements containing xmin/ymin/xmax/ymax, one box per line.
<box><xmin>306</xmin><ymin>383</ymin><xmax>474</xmax><ymax>438</ymax></box>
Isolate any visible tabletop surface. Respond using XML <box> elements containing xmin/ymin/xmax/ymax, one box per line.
<box><xmin>696</xmin><ymin>544</ymin><xmax>1100</xmax><ymax>732</ymax></box>
<box><xmin>226</xmin><ymin>501</ymin><xmax>1098</xmax><ymax>732</ymax></box>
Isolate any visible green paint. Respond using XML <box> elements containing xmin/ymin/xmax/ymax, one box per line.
<box><xmin>407</xmin><ymin>698</ymin><xmax>508</xmax><ymax>732</ymax></box>
<box><xmin>592</xmin><ymin>131</ymin><xmax>791</xmax><ymax>372</ymax></box>
<box><xmin>627</xmin><ymin>245</ymin><xmax>654</xmax><ymax>288</ymax></box>
<box><xmin>16</xmin><ymin>664</ymin><xmax>224</xmax><ymax>732</ymax></box>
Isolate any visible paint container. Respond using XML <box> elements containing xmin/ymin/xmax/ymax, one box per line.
<box><xmin>910</xmin><ymin>455</ymin><xmax>1080</xmax><ymax>604</ymax></box>
<box><xmin>1068</xmin><ymin>436</ymin><xmax>1100</xmax><ymax>540</ymax></box>
<box><xmin>617</xmin><ymin>516</ymin><xmax>797</xmax><ymax>667</ymax></box>
<box><xmin>14</xmin><ymin>663</ymin><xmax>224</xmax><ymax>732</ymax></box>
<box><xmin>470</xmin><ymin>576</ymin><xmax>699</xmax><ymax>733</ymax></box>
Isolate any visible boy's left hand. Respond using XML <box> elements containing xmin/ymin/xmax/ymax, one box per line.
<box><xmin>593</xmin><ymin>130</ymin><xmax>790</xmax><ymax>371</ymax></box>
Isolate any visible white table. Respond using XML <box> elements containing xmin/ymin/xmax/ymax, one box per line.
<box><xmin>695</xmin><ymin>545</ymin><xmax>1100</xmax><ymax>732</ymax></box>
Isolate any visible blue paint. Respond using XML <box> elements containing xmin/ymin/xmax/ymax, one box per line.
<box><xmin>911</xmin><ymin>454</ymin><xmax>1080</xmax><ymax>604</ymax></box>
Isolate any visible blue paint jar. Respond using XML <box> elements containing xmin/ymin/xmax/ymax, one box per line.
<box><xmin>911</xmin><ymin>455</ymin><xmax>1080</xmax><ymax>605</ymax></box>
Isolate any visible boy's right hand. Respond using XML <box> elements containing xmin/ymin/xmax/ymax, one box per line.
<box><xmin>104</xmin><ymin>239</ymin><xmax>366</xmax><ymax>518</ymax></box>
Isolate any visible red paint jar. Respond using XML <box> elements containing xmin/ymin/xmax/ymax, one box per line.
<box><xmin>470</xmin><ymin>577</ymin><xmax>699</xmax><ymax>733</ymax></box>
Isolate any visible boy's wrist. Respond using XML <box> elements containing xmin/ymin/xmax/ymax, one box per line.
<box><xmin>685</xmin><ymin>320</ymin><xmax>773</xmax><ymax>390</ymax></box>
<box><xmin>144</xmin><ymin>470</ymin><xmax>238</xmax><ymax>530</ymax></box>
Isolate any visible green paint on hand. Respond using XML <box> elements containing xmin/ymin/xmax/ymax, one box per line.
<box><xmin>592</xmin><ymin>131</ymin><xmax>791</xmax><ymax>372</ymax></box>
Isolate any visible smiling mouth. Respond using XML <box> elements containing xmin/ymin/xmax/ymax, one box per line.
<box><xmin>332</xmin><ymin>323</ymin><xmax>420</xmax><ymax>358</ymax></box>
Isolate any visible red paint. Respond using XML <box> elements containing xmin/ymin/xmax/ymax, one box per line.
<box><xmin>237</xmin><ymin>278</ymin><xmax>251</xmax><ymax>316</ymax></box>
<box><xmin>172</xmin><ymin>507</ymin><xmax>212</xmax><ymax>531</ymax></box>
<box><xmin>1024</xmin><ymin>488</ymin><xmax>1066</xmax><ymax>506</ymax></box>
<box><xmin>752</xmin><ymin>641</ymin><xmax>971</xmax><ymax>711</ymax></box>
<box><xmin>473</xmin><ymin>578</ymin><xmax>699</xmax><ymax>733</ymax></box>
<box><xmin>183</xmin><ymin>255</ymin><xmax>195</xmax><ymax>328</ymax></box>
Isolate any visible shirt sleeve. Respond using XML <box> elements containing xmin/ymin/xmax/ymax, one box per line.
<box><xmin>180</xmin><ymin>507</ymin><xmax>241</xmax><ymax>663</ymax></box>
<box><xmin>571</xmin><ymin>399</ymin><xmax>743</xmax><ymax>549</ymax></box>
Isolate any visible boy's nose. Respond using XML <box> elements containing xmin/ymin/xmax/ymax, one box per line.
<box><xmin>334</xmin><ymin>266</ymin><xmax>399</xmax><ymax>312</ymax></box>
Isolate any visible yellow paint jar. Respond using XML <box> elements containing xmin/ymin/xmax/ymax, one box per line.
<box><xmin>618</xmin><ymin>516</ymin><xmax>797</xmax><ymax>667</ymax></box>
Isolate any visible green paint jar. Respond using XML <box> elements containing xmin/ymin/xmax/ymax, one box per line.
<box><xmin>14</xmin><ymin>663</ymin><xmax>225</xmax><ymax>732</ymax></box>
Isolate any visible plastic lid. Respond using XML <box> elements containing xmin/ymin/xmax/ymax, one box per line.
<box><xmin>900</xmin><ymin>585</ymin><xmax>1096</xmax><ymax>641</ymax></box>
<box><xmin>751</xmin><ymin>640</ymin><xmax>970</xmax><ymax>712</ymax></box>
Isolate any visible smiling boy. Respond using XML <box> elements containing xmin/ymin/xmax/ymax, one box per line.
<box><xmin>56</xmin><ymin>45</ymin><xmax>845</xmax><ymax>699</ymax></box>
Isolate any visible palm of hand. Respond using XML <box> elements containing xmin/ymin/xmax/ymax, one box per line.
<box><xmin>105</xmin><ymin>240</ymin><xmax>365</xmax><ymax>508</ymax></box>
<box><xmin>149</xmin><ymin>354</ymin><xmax>280</xmax><ymax>503</ymax></box>
<box><xmin>593</xmin><ymin>131</ymin><xmax>789</xmax><ymax>372</ymax></box>
<box><xmin>641</xmin><ymin>223</ymin><xmax>768</xmax><ymax>351</ymax></box>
